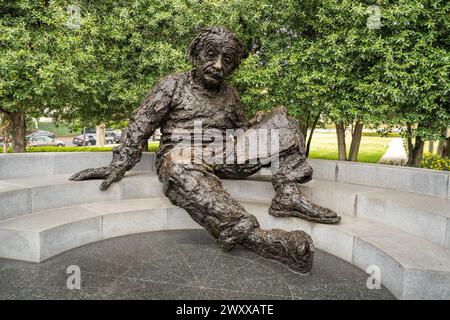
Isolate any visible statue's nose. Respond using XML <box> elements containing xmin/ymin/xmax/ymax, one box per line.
<box><xmin>213</xmin><ymin>57</ymin><xmax>223</xmax><ymax>71</ymax></box>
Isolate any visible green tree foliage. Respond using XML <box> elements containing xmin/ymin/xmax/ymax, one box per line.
<box><xmin>0</xmin><ymin>0</ymin><xmax>97</xmax><ymax>151</ymax></box>
<box><xmin>369</xmin><ymin>0</ymin><xmax>450</xmax><ymax>166</ymax></box>
<box><xmin>1</xmin><ymin>0</ymin><xmax>448</xmax><ymax>166</ymax></box>
<box><xmin>233</xmin><ymin>0</ymin><xmax>449</xmax><ymax>165</ymax></box>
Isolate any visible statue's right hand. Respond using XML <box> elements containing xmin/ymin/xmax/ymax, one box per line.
<box><xmin>69</xmin><ymin>165</ymin><xmax>126</xmax><ymax>191</ymax></box>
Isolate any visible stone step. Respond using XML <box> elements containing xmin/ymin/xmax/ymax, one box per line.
<box><xmin>356</xmin><ymin>190</ymin><xmax>450</xmax><ymax>250</ymax></box>
<box><xmin>230</xmin><ymin>176</ymin><xmax>380</xmax><ymax>216</ymax></box>
<box><xmin>0</xmin><ymin>197</ymin><xmax>449</xmax><ymax>299</ymax></box>
<box><xmin>1</xmin><ymin>171</ymin><xmax>449</xmax><ymax>250</ymax></box>
<box><xmin>0</xmin><ymin>172</ymin><xmax>163</xmax><ymax>221</ymax></box>
<box><xmin>310</xmin><ymin>159</ymin><xmax>450</xmax><ymax>199</ymax></box>
<box><xmin>0</xmin><ymin>198</ymin><xmax>194</xmax><ymax>263</ymax></box>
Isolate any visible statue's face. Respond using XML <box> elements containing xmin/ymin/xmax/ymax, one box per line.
<box><xmin>195</xmin><ymin>40</ymin><xmax>237</xmax><ymax>88</ymax></box>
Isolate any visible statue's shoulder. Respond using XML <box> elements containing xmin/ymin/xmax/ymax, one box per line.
<box><xmin>155</xmin><ymin>72</ymin><xmax>188</xmax><ymax>91</ymax></box>
<box><xmin>141</xmin><ymin>73</ymin><xmax>188</xmax><ymax>104</ymax></box>
<box><xmin>223</xmin><ymin>82</ymin><xmax>241</xmax><ymax>101</ymax></box>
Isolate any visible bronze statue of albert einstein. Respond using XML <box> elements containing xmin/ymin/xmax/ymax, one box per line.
<box><xmin>70</xmin><ymin>27</ymin><xmax>341</xmax><ymax>274</ymax></box>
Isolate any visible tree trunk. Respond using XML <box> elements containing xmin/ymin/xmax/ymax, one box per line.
<box><xmin>428</xmin><ymin>140</ymin><xmax>434</xmax><ymax>154</ymax></box>
<box><xmin>406</xmin><ymin>123</ymin><xmax>425</xmax><ymax>167</ymax></box>
<box><xmin>2</xmin><ymin>137</ymin><xmax>7</xmax><ymax>153</ymax></box>
<box><xmin>305</xmin><ymin>111</ymin><xmax>321</xmax><ymax>158</ymax></box>
<box><xmin>297</xmin><ymin>112</ymin><xmax>310</xmax><ymax>141</ymax></box>
<box><xmin>442</xmin><ymin>136</ymin><xmax>450</xmax><ymax>158</ymax></box>
<box><xmin>349</xmin><ymin>121</ymin><xmax>363</xmax><ymax>162</ymax></box>
<box><xmin>32</xmin><ymin>118</ymin><xmax>39</xmax><ymax>129</ymax></box>
<box><xmin>2</xmin><ymin>131</ymin><xmax>8</xmax><ymax>153</ymax></box>
<box><xmin>95</xmin><ymin>124</ymin><xmax>106</xmax><ymax>147</ymax></box>
<box><xmin>335</xmin><ymin>122</ymin><xmax>347</xmax><ymax>161</ymax></box>
<box><xmin>10</xmin><ymin>111</ymin><xmax>26</xmax><ymax>153</ymax></box>
<box><xmin>437</xmin><ymin>140</ymin><xmax>444</xmax><ymax>155</ymax></box>
<box><xmin>406</xmin><ymin>124</ymin><xmax>413</xmax><ymax>156</ymax></box>
<box><xmin>408</xmin><ymin>137</ymin><xmax>424</xmax><ymax>167</ymax></box>
<box><xmin>436</xmin><ymin>128</ymin><xmax>448</xmax><ymax>157</ymax></box>
<box><xmin>0</xmin><ymin>115</ymin><xmax>9</xmax><ymax>153</ymax></box>
<box><xmin>437</xmin><ymin>127</ymin><xmax>449</xmax><ymax>158</ymax></box>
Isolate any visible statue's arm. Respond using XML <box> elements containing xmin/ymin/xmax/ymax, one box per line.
<box><xmin>110</xmin><ymin>76</ymin><xmax>177</xmax><ymax>170</ymax></box>
<box><xmin>70</xmin><ymin>75</ymin><xmax>178</xmax><ymax>190</ymax></box>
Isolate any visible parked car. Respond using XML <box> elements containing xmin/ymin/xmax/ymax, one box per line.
<box><xmin>72</xmin><ymin>134</ymin><xmax>96</xmax><ymax>146</ymax></box>
<box><xmin>108</xmin><ymin>130</ymin><xmax>122</xmax><ymax>143</ymax></box>
<box><xmin>26</xmin><ymin>130</ymin><xmax>56</xmax><ymax>139</ymax></box>
<box><xmin>72</xmin><ymin>133</ymin><xmax>116</xmax><ymax>146</ymax></box>
<box><xmin>27</xmin><ymin>135</ymin><xmax>65</xmax><ymax>147</ymax></box>
<box><xmin>106</xmin><ymin>130</ymin><xmax>121</xmax><ymax>143</ymax></box>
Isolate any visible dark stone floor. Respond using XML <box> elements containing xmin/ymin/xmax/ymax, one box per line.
<box><xmin>0</xmin><ymin>230</ymin><xmax>395</xmax><ymax>300</ymax></box>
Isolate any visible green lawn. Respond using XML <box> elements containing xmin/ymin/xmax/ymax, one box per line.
<box><xmin>308</xmin><ymin>133</ymin><xmax>391</xmax><ymax>163</ymax></box>
<box><xmin>14</xmin><ymin>134</ymin><xmax>390</xmax><ymax>164</ymax></box>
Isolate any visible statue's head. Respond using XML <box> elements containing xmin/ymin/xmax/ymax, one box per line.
<box><xmin>188</xmin><ymin>27</ymin><xmax>244</xmax><ymax>88</ymax></box>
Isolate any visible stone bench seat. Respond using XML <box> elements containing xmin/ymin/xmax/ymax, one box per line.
<box><xmin>1</xmin><ymin>153</ymin><xmax>449</xmax><ymax>199</ymax></box>
<box><xmin>0</xmin><ymin>196</ymin><xmax>449</xmax><ymax>299</ymax></box>
<box><xmin>242</xmin><ymin>176</ymin><xmax>450</xmax><ymax>250</ymax></box>
<box><xmin>1</xmin><ymin>171</ymin><xmax>449</xmax><ymax>250</ymax></box>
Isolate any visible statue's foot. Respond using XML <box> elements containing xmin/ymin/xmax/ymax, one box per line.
<box><xmin>269</xmin><ymin>207</ymin><xmax>341</xmax><ymax>224</ymax></box>
<box><xmin>269</xmin><ymin>184</ymin><xmax>341</xmax><ymax>224</ymax></box>
<box><xmin>243</xmin><ymin>228</ymin><xmax>314</xmax><ymax>274</ymax></box>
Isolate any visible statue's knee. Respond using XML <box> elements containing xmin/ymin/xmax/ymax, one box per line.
<box><xmin>160</xmin><ymin>160</ymin><xmax>187</xmax><ymax>180</ymax></box>
<box><xmin>159</xmin><ymin>161</ymin><xmax>191</xmax><ymax>196</ymax></box>
<box><xmin>169</xmin><ymin>163</ymin><xmax>188</xmax><ymax>177</ymax></box>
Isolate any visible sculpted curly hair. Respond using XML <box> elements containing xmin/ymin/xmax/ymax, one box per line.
<box><xmin>188</xmin><ymin>27</ymin><xmax>245</xmax><ymax>72</ymax></box>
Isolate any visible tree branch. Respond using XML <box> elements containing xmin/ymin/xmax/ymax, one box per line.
<box><xmin>306</xmin><ymin>111</ymin><xmax>321</xmax><ymax>157</ymax></box>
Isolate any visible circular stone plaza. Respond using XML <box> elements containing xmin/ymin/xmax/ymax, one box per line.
<box><xmin>0</xmin><ymin>152</ymin><xmax>449</xmax><ymax>300</ymax></box>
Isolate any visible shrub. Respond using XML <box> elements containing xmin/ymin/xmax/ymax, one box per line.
<box><xmin>26</xmin><ymin>146</ymin><xmax>114</xmax><ymax>152</ymax></box>
<box><xmin>421</xmin><ymin>153</ymin><xmax>450</xmax><ymax>171</ymax></box>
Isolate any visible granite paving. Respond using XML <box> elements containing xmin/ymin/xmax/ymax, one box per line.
<box><xmin>0</xmin><ymin>230</ymin><xmax>395</xmax><ymax>300</ymax></box>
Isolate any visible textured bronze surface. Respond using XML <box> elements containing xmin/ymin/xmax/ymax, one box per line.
<box><xmin>70</xmin><ymin>27</ymin><xmax>341</xmax><ymax>274</ymax></box>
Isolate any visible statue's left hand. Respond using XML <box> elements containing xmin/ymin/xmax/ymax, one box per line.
<box><xmin>69</xmin><ymin>165</ymin><xmax>126</xmax><ymax>191</ymax></box>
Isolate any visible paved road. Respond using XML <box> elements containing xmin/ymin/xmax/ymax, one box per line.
<box><xmin>378</xmin><ymin>138</ymin><xmax>407</xmax><ymax>164</ymax></box>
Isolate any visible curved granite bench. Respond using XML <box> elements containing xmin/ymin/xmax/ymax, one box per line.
<box><xmin>0</xmin><ymin>152</ymin><xmax>449</xmax><ymax>299</ymax></box>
